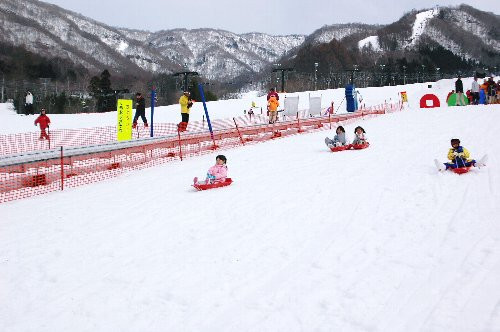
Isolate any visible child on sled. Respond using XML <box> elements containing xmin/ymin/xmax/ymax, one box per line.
<box><xmin>435</xmin><ymin>138</ymin><xmax>486</xmax><ymax>171</ymax></box>
<box><xmin>194</xmin><ymin>155</ymin><xmax>228</xmax><ymax>185</ymax></box>
<box><xmin>352</xmin><ymin>126</ymin><xmax>368</xmax><ymax>145</ymax></box>
<box><xmin>325</xmin><ymin>126</ymin><xmax>347</xmax><ymax>147</ymax></box>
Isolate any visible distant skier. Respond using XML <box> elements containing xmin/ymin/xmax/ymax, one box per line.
<box><xmin>325</xmin><ymin>126</ymin><xmax>347</xmax><ymax>147</ymax></box>
<box><xmin>352</xmin><ymin>126</ymin><xmax>367</xmax><ymax>145</ymax></box>
<box><xmin>34</xmin><ymin>108</ymin><xmax>50</xmax><ymax>140</ymax></box>
<box><xmin>193</xmin><ymin>155</ymin><xmax>228</xmax><ymax>185</ymax></box>
<box><xmin>132</xmin><ymin>92</ymin><xmax>148</xmax><ymax>129</ymax></box>
<box><xmin>434</xmin><ymin>138</ymin><xmax>486</xmax><ymax>171</ymax></box>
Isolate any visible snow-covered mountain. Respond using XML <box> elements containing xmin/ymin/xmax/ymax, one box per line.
<box><xmin>358</xmin><ymin>5</ymin><xmax>499</xmax><ymax>65</ymax></box>
<box><xmin>0</xmin><ymin>0</ymin><xmax>304</xmax><ymax>80</ymax></box>
<box><xmin>307</xmin><ymin>23</ymin><xmax>380</xmax><ymax>45</ymax></box>
<box><xmin>143</xmin><ymin>29</ymin><xmax>304</xmax><ymax>80</ymax></box>
<box><xmin>0</xmin><ymin>0</ymin><xmax>498</xmax><ymax>83</ymax></box>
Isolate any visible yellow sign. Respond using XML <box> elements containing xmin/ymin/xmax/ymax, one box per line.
<box><xmin>117</xmin><ymin>99</ymin><xmax>133</xmax><ymax>141</ymax></box>
<box><xmin>400</xmin><ymin>91</ymin><xmax>408</xmax><ymax>103</ymax></box>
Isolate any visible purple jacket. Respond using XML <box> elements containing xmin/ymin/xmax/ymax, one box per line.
<box><xmin>207</xmin><ymin>164</ymin><xmax>227</xmax><ymax>181</ymax></box>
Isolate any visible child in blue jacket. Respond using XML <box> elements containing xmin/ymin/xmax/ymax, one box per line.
<box><xmin>325</xmin><ymin>126</ymin><xmax>347</xmax><ymax>147</ymax></box>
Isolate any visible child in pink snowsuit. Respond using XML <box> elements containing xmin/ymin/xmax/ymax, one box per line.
<box><xmin>194</xmin><ymin>155</ymin><xmax>228</xmax><ymax>185</ymax></box>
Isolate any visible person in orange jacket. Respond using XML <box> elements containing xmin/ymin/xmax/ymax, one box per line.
<box><xmin>267</xmin><ymin>95</ymin><xmax>279</xmax><ymax>124</ymax></box>
<box><xmin>34</xmin><ymin>108</ymin><xmax>50</xmax><ymax>140</ymax></box>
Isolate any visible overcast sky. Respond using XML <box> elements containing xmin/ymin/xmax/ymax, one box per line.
<box><xmin>40</xmin><ymin>0</ymin><xmax>499</xmax><ymax>35</ymax></box>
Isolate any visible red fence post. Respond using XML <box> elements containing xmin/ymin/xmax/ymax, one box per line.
<box><xmin>296</xmin><ymin>112</ymin><xmax>303</xmax><ymax>133</ymax></box>
<box><xmin>60</xmin><ymin>146</ymin><xmax>64</xmax><ymax>191</ymax></box>
<box><xmin>177</xmin><ymin>129</ymin><xmax>183</xmax><ymax>161</ymax></box>
<box><xmin>233</xmin><ymin>118</ymin><xmax>245</xmax><ymax>145</ymax></box>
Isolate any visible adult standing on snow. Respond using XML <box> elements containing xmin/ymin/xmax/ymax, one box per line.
<box><xmin>34</xmin><ymin>108</ymin><xmax>50</xmax><ymax>140</ymax></box>
<box><xmin>471</xmin><ymin>77</ymin><xmax>480</xmax><ymax>105</ymax></box>
<box><xmin>132</xmin><ymin>92</ymin><xmax>148</xmax><ymax>129</ymax></box>
<box><xmin>178</xmin><ymin>90</ymin><xmax>193</xmax><ymax>131</ymax></box>
<box><xmin>455</xmin><ymin>75</ymin><xmax>465</xmax><ymax>106</ymax></box>
<box><xmin>267</xmin><ymin>95</ymin><xmax>279</xmax><ymax>124</ymax></box>
<box><xmin>25</xmin><ymin>90</ymin><xmax>34</xmax><ymax>115</ymax></box>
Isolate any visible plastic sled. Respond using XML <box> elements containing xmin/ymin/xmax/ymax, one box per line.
<box><xmin>451</xmin><ymin>167</ymin><xmax>470</xmax><ymax>175</ymax></box>
<box><xmin>330</xmin><ymin>144</ymin><xmax>351</xmax><ymax>152</ymax></box>
<box><xmin>352</xmin><ymin>142</ymin><xmax>370</xmax><ymax>150</ymax></box>
<box><xmin>193</xmin><ymin>178</ymin><xmax>233</xmax><ymax>191</ymax></box>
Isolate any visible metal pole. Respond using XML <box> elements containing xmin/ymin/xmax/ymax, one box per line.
<box><xmin>150</xmin><ymin>88</ymin><xmax>156</xmax><ymax>137</ymax></box>
<box><xmin>1</xmin><ymin>75</ymin><xmax>4</xmax><ymax>103</ymax></box>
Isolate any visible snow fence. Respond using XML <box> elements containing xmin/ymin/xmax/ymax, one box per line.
<box><xmin>0</xmin><ymin>103</ymin><xmax>400</xmax><ymax>203</ymax></box>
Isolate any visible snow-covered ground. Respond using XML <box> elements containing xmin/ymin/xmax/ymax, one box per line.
<box><xmin>2</xmin><ymin>76</ymin><xmax>491</xmax><ymax>135</ymax></box>
<box><xmin>358</xmin><ymin>35</ymin><xmax>381</xmax><ymax>51</ymax></box>
<box><xmin>1</xmin><ymin>80</ymin><xmax>500</xmax><ymax>331</ymax></box>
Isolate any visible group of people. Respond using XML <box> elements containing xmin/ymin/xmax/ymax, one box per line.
<box><xmin>324</xmin><ymin>125</ymin><xmax>485</xmax><ymax>172</ymax></box>
<box><xmin>324</xmin><ymin>126</ymin><xmax>368</xmax><ymax>147</ymax></box>
<box><xmin>453</xmin><ymin>75</ymin><xmax>499</xmax><ymax>106</ymax></box>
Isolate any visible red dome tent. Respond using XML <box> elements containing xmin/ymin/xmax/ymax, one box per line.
<box><xmin>420</xmin><ymin>94</ymin><xmax>440</xmax><ymax>108</ymax></box>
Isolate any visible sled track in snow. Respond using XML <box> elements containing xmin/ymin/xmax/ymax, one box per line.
<box><xmin>0</xmin><ymin>106</ymin><xmax>400</xmax><ymax>203</ymax></box>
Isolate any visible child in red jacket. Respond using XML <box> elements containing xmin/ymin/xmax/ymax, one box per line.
<box><xmin>34</xmin><ymin>108</ymin><xmax>51</xmax><ymax>140</ymax></box>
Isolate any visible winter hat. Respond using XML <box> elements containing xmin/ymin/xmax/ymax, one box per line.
<box><xmin>451</xmin><ymin>138</ymin><xmax>460</xmax><ymax>145</ymax></box>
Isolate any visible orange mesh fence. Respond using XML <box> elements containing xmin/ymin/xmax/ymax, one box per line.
<box><xmin>0</xmin><ymin>105</ymin><xmax>400</xmax><ymax>203</ymax></box>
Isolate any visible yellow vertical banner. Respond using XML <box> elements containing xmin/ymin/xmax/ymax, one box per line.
<box><xmin>400</xmin><ymin>91</ymin><xmax>408</xmax><ymax>103</ymax></box>
<box><xmin>117</xmin><ymin>99</ymin><xmax>133</xmax><ymax>141</ymax></box>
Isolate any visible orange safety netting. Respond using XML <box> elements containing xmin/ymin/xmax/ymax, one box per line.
<box><xmin>0</xmin><ymin>104</ymin><xmax>400</xmax><ymax>203</ymax></box>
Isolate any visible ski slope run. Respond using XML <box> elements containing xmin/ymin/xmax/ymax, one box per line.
<box><xmin>1</xmin><ymin>106</ymin><xmax>500</xmax><ymax>331</ymax></box>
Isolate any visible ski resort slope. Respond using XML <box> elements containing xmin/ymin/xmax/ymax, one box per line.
<box><xmin>1</xmin><ymin>103</ymin><xmax>500</xmax><ymax>331</ymax></box>
<box><xmin>0</xmin><ymin>77</ymin><xmax>477</xmax><ymax>134</ymax></box>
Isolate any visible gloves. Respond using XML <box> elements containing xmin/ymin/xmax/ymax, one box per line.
<box><xmin>452</xmin><ymin>152</ymin><xmax>459</xmax><ymax>157</ymax></box>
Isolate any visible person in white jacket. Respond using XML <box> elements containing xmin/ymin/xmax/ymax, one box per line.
<box><xmin>471</xmin><ymin>77</ymin><xmax>480</xmax><ymax>105</ymax></box>
<box><xmin>25</xmin><ymin>91</ymin><xmax>34</xmax><ymax>115</ymax></box>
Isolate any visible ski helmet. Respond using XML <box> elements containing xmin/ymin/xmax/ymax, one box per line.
<box><xmin>451</xmin><ymin>138</ymin><xmax>460</xmax><ymax>145</ymax></box>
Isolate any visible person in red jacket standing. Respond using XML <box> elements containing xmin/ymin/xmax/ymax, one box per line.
<box><xmin>34</xmin><ymin>108</ymin><xmax>51</xmax><ymax>140</ymax></box>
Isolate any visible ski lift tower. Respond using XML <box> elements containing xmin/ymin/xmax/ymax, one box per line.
<box><xmin>272</xmin><ymin>66</ymin><xmax>294</xmax><ymax>93</ymax></box>
<box><xmin>173</xmin><ymin>64</ymin><xmax>199</xmax><ymax>92</ymax></box>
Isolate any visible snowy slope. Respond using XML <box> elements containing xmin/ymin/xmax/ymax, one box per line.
<box><xmin>1</xmin><ymin>83</ymin><xmax>500</xmax><ymax>331</ymax></box>
<box><xmin>1</xmin><ymin>77</ymin><xmax>482</xmax><ymax>135</ymax></box>
<box><xmin>406</xmin><ymin>8</ymin><xmax>439</xmax><ymax>48</ymax></box>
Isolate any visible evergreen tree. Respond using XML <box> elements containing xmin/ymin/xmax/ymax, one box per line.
<box><xmin>88</xmin><ymin>70</ymin><xmax>115</xmax><ymax>112</ymax></box>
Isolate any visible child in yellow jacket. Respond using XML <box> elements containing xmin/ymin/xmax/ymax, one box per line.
<box><xmin>435</xmin><ymin>138</ymin><xmax>486</xmax><ymax>171</ymax></box>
